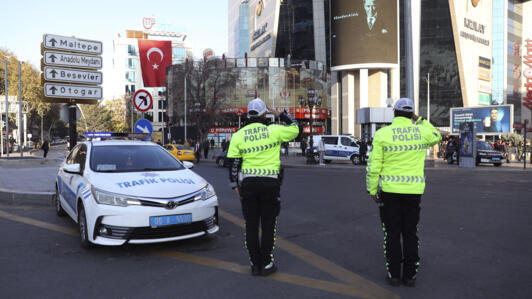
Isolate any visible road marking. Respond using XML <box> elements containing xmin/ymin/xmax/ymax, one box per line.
<box><xmin>157</xmin><ymin>250</ymin><xmax>372</xmax><ymax>298</ymax></box>
<box><xmin>218</xmin><ymin>209</ymin><xmax>398</xmax><ymax>299</ymax></box>
<box><xmin>0</xmin><ymin>209</ymin><xmax>78</xmax><ymax>236</ymax></box>
<box><xmin>0</xmin><ymin>209</ymin><xmax>398</xmax><ymax>298</ymax></box>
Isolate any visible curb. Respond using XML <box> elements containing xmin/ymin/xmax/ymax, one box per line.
<box><xmin>0</xmin><ymin>187</ymin><xmax>54</xmax><ymax>206</ymax></box>
<box><xmin>0</xmin><ymin>158</ymin><xmax>62</xmax><ymax>166</ymax></box>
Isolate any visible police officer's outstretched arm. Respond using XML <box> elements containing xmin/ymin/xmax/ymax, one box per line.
<box><xmin>270</xmin><ymin>108</ymin><xmax>301</xmax><ymax>142</ymax></box>
<box><xmin>366</xmin><ymin>132</ymin><xmax>384</xmax><ymax>197</ymax></box>
<box><xmin>415</xmin><ymin>115</ymin><xmax>442</xmax><ymax>147</ymax></box>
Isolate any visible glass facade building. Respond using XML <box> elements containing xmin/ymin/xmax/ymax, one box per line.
<box><xmin>507</xmin><ymin>0</ymin><xmax>524</xmax><ymax>123</ymax></box>
<box><xmin>228</xmin><ymin>0</ymin><xmax>251</xmax><ymax>58</ymax></box>
<box><xmin>167</xmin><ymin>59</ymin><xmax>329</xmax><ymax>136</ymax></box>
<box><xmin>416</xmin><ymin>0</ymin><xmax>462</xmax><ymax>127</ymax></box>
<box><xmin>492</xmin><ymin>0</ymin><xmax>506</xmax><ymax>106</ymax></box>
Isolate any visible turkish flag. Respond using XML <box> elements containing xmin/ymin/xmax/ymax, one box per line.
<box><xmin>138</xmin><ymin>39</ymin><xmax>172</xmax><ymax>87</ymax></box>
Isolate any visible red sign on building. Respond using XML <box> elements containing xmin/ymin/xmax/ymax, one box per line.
<box><xmin>208</xmin><ymin>127</ymin><xmax>239</xmax><ymax>134</ymax></box>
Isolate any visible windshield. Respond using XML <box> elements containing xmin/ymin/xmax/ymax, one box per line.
<box><xmin>90</xmin><ymin>145</ymin><xmax>184</xmax><ymax>172</ymax></box>
<box><xmin>477</xmin><ymin>142</ymin><xmax>493</xmax><ymax>151</ymax></box>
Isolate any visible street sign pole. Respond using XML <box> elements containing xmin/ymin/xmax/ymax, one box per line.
<box><xmin>19</xmin><ymin>61</ymin><xmax>23</xmax><ymax>157</ymax></box>
<box><xmin>69</xmin><ymin>102</ymin><xmax>77</xmax><ymax>150</ymax></box>
<box><xmin>4</xmin><ymin>59</ymin><xmax>9</xmax><ymax>157</ymax></box>
<box><xmin>525</xmin><ymin>119</ymin><xmax>528</xmax><ymax>169</ymax></box>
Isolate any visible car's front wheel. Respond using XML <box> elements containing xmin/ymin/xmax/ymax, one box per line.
<box><xmin>78</xmin><ymin>203</ymin><xmax>93</xmax><ymax>249</ymax></box>
<box><xmin>350</xmin><ymin>155</ymin><xmax>360</xmax><ymax>165</ymax></box>
<box><xmin>54</xmin><ymin>184</ymin><xmax>66</xmax><ymax>217</ymax></box>
<box><xmin>217</xmin><ymin>158</ymin><xmax>224</xmax><ymax>167</ymax></box>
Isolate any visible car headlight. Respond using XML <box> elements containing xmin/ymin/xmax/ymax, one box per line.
<box><xmin>91</xmin><ymin>186</ymin><xmax>141</xmax><ymax>207</ymax></box>
<box><xmin>194</xmin><ymin>184</ymin><xmax>216</xmax><ymax>201</ymax></box>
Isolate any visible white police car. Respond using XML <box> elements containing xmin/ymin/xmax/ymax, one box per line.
<box><xmin>54</xmin><ymin>136</ymin><xmax>219</xmax><ymax>248</ymax></box>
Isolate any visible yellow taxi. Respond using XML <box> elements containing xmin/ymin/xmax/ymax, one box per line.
<box><xmin>164</xmin><ymin>144</ymin><xmax>195</xmax><ymax>162</ymax></box>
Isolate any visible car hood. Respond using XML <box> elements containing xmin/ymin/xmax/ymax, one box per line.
<box><xmin>87</xmin><ymin>169</ymin><xmax>207</xmax><ymax>199</ymax></box>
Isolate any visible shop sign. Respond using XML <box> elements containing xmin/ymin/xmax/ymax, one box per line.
<box><xmin>523</xmin><ymin>38</ymin><xmax>532</xmax><ymax>110</ymax></box>
<box><xmin>208</xmin><ymin>127</ymin><xmax>238</xmax><ymax>134</ymax></box>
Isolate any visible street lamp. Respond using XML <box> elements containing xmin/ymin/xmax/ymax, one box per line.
<box><xmin>300</xmin><ymin>89</ymin><xmax>321</xmax><ymax>164</ymax></box>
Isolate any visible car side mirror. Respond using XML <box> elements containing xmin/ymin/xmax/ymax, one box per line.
<box><xmin>183</xmin><ymin>161</ymin><xmax>194</xmax><ymax>169</ymax></box>
<box><xmin>63</xmin><ymin>163</ymin><xmax>81</xmax><ymax>174</ymax></box>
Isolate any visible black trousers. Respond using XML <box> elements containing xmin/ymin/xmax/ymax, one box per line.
<box><xmin>240</xmin><ymin>177</ymin><xmax>281</xmax><ymax>267</ymax></box>
<box><xmin>380</xmin><ymin>192</ymin><xmax>421</xmax><ymax>279</ymax></box>
<box><xmin>203</xmin><ymin>148</ymin><xmax>209</xmax><ymax>159</ymax></box>
<box><xmin>360</xmin><ymin>152</ymin><xmax>367</xmax><ymax>164</ymax></box>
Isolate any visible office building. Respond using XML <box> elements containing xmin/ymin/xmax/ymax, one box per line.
<box><xmin>111</xmin><ymin>22</ymin><xmax>193</xmax><ymax>133</ymax></box>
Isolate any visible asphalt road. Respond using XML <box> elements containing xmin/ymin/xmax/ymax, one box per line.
<box><xmin>1</xmin><ymin>163</ymin><xmax>531</xmax><ymax>299</ymax></box>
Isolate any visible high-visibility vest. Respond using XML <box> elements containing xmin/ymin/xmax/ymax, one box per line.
<box><xmin>366</xmin><ymin>116</ymin><xmax>442</xmax><ymax>195</ymax></box>
<box><xmin>227</xmin><ymin>122</ymin><xmax>299</xmax><ymax>176</ymax></box>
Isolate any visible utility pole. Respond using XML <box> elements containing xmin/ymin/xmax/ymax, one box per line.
<box><xmin>184</xmin><ymin>68</ymin><xmax>188</xmax><ymax>143</ymax></box>
<box><xmin>426</xmin><ymin>73</ymin><xmax>430</xmax><ymax>123</ymax></box>
<box><xmin>18</xmin><ymin>61</ymin><xmax>23</xmax><ymax>157</ymax></box>
<box><xmin>5</xmin><ymin>59</ymin><xmax>9</xmax><ymax>157</ymax></box>
<box><xmin>404</xmin><ymin>0</ymin><xmax>414</xmax><ymax>100</ymax></box>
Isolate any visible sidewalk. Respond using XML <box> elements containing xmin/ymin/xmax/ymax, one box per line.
<box><xmin>0</xmin><ymin>146</ymin><xmax>67</xmax><ymax>206</ymax></box>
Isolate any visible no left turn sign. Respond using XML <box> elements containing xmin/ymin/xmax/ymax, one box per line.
<box><xmin>133</xmin><ymin>89</ymin><xmax>153</xmax><ymax>112</ymax></box>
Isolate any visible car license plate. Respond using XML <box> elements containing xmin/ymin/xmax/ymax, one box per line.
<box><xmin>480</xmin><ymin>158</ymin><xmax>490</xmax><ymax>163</ymax></box>
<box><xmin>150</xmin><ymin>214</ymin><xmax>192</xmax><ymax>227</ymax></box>
<box><xmin>492</xmin><ymin>157</ymin><xmax>500</xmax><ymax>161</ymax></box>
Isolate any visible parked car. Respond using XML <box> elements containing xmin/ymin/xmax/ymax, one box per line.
<box><xmin>216</xmin><ymin>152</ymin><xmax>233</xmax><ymax>168</ymax></box>
<box><xmin>308</xmin><ymin>135</ymin><xmax>362</xmax><ymax>165</ymax></box>
<box><xmin>55</xmin><ymin>139</ymin><xmax>219</xmax><ymax>247</ymax></box>
<box><xmin>476</xmin><ymin>141</ymin><xmax>504</xmax><ymax>166</ymax></box>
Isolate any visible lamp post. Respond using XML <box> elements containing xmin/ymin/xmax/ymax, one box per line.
<box><xmin>300</xmin><ymin>90</ymin><xmax>321</xmax><ymax>164</ymax></box>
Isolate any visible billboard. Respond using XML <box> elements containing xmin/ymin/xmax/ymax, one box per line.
<box><xmin>459</xmin><ymin>122</ymin><xmax>477</xmax><ymax>168</ymax></box>
<box><xmin>450</xmin><ymin>105</ymin><xmax>513</xmax><ymax>134</ymax></box>
<box><xmin>331</xmin><ymin>0</ymin><xmax>398</xmax><ymax>69</ymax></box>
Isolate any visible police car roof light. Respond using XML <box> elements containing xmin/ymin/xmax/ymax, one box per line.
<box><xmin>83</xmin><ymin>132</ymin><xmax>149</xmax><ymax>140</ymax></box>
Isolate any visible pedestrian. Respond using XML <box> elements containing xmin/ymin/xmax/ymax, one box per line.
<box><xmin>366</xmin><ymin>98</ymin><xmax>441</xmax><ymax>287</ymax></box>
<box><xmin>317</xmin><ymin>137</ymin><xmax>325</xmax><ymax>165</ymax></box>
<box><xmin>221</xmin><ymin>139</ymin><xmax>228</xmax><ymax>152</ymax></box>
<box><xmin>210</xmin><ymin>138</ymin><xmax>215</xmax><ymax>149</ymax></box>
<box><xmin>359</xmin><ymin>139</ymin><xmax>368</xmax><ymax>165</ymax></box>
<box><xmin>282</xmin><ymin>142</ymin><xmax>289</xmax><ymax>156</ymax></box>
<box><xmin>227</xmin><ymin>98</ymin><xmax>300</xmax><ymax>276</ymax></box>
<box><xmin>300</xmin><ymin>138</ymin><xmax>307</xmax><ymax>157</ymax></box>
<box><xmin>194</xmin><ymin>140</ymin><xmax>201</xmax><ymax>163</ymax></box>
<box><xmin>42</xmin><ymin>139</ymin><xmax>50</xmax><ymax>158</ymax></box>
<box><xmin>203</xmin><ymin>139</ymin><xmax>210</xmax><ymax>159</ymax></box>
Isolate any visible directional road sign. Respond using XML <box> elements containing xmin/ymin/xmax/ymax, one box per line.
<box><xmin>44</xmin><ymin>51</ymin><xmax>102</xmax><ymax>69</ymax></box>
<box><xmin>134</xmin><ymin>118</ymin><xmax>153</xmax><ymax>140</ymax></box>
<box><xmin>44</xmin><ymin>67</ymin><xmax>102</xmax><ymax>85</ymax></box>
<box><xmin>43</xmin><ymin>34</ymin><xmax>103</xmax><ymax>55</ymax></box>
<box><xmin>133</xmin><ymin>89</ymin><xmax>153</xmax><ymax>112</ymax></box>
<box><xmin>44</xmin><ymin>83</ymin><xmax>102</xmax><ymax>100</ymax></box>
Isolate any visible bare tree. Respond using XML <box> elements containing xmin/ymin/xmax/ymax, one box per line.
<box><xmin>167</xmin><ymin>58</ymin><xmax>237</xmax><ymax>142</ymax></box>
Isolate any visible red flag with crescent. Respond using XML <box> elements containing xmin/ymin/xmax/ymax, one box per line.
<box><xmin>138</xmin><ymin>39</ymin><xmax>172</xmax><ymax>87</ymax></box>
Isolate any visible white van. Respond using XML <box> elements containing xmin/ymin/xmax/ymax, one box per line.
<box><xmin>308</xmin><ymin>135</ymin><xmax>362</xmax><ymax>165</ymax></box>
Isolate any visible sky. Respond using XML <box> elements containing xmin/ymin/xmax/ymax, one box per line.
<box><xmin>0</xmin><ymin>0</ymin><xmax>228</xmax><ymax>98</ymax></box>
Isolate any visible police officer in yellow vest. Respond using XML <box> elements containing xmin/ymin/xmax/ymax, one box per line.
<box><xmin>366</xmin><ymin>98</ymin><xmax>441</xmax><ymax>287</ymax></box>
<box><xmin>227</xmin><ymin>98</ymin><xmax>300</xmax><ymax>276</ymax></box>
